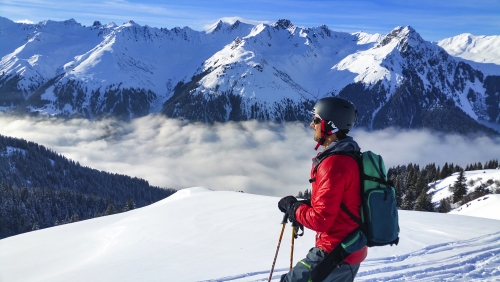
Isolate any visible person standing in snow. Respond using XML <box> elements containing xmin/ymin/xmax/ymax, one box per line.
<box><xmin>278</xmin><ymin>97</ymin><xmax>367</xmax><ymax>282</ymax></box>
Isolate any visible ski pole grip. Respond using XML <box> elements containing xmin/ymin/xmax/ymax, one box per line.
<box><xmin>281</xmin><ymin>213</ymin><xmax>289</xmax><ymax>224</ymax></box>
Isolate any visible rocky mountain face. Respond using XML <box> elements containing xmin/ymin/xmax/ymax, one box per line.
<box><xmin>0</xmin><ymin>17</ymin><xmax>498</xmax><ymax>134</ymax></box>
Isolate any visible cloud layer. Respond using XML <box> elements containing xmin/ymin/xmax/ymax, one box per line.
<box><xmin>0</xmin><ymin>114</ymin><xmax>498</xmax><ymax>196</ymax></box>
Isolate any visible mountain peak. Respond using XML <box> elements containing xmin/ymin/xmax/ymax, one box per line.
<box><xmin>63</xmin><ymin>18</ymin><xmax>79</xmax><ymax>25</ymax></box>
<box><xmin>377</xmin><ymin>25</ymin><xmax>424</xmax><ymax>48</ymax></box>
<box><xmin>206</xmin><ymin>19</ymin><xmax>247</xmax><ymax>34</ymax></box>
<box><xmin>38</xmin><ymin>18</ymin><xmax>82</xmax><ymax>28</ymax></box>
<box><xmin>273</xmin><ymin>19</ymin><xmax>294</xmax><ymax>30</ymax></box>
<box><xmin>123</xmin><ymin>20</ymin><xmax>139</xmax><ymax>27</ymax></box>
<box><xmin>206</xmin><ymin>20</ymin><xmax>225</xmax><ymax>33</ymax></box>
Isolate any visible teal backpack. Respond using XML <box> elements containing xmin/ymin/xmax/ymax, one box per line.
<box><xmin>309</xmin><ymin>150</ymin><xmax>399</xmax><ymax>282</ymax></box>
<box><xmin>341</xmin><ymin>150</ymin><xmax>400</xmax><ymax>247</ymax></box>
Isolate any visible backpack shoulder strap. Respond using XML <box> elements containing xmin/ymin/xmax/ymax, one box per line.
<box><xmin>340</xmin><ymin>203</ymin><xmax>363</xmax><ymax>227</ymax></box>
<box><xmin>309</xmin><ymin>151</ymin><xmax>361</xmax><ymax>183</ymax></box>
<box><xmin>308</xmin><ymin>150</ymin><xmax>366</xmax><ymax>224</ymax></box>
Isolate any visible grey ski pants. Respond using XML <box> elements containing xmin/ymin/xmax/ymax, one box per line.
<box><xmin>280</xmin><ymin>247</ymin><xmax>360</xmax><ymax>282</ymax></box>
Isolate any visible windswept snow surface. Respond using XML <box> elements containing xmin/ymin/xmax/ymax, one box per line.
<box><xmin>1</xmin><ymin>187</ymin><xmax>499</xmax><ymax>281</ymax></box>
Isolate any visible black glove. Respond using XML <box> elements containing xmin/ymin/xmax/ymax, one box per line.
<box><xmin>278</xmin><ymin>195</ymin><xmax>298</xmax><ymax>214</ymax></box>
<box><xmin>279</xmin><ymin>196</ymin><xmax>305</xmax><ymax>238</ymax></box>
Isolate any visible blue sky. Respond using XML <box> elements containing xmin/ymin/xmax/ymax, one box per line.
<box><xmin>1</xmin><ymin>0</ymin><xmax>499</xmax><ymax>41</ymax></box>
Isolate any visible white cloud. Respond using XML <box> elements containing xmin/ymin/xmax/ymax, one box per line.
<box><xmin>0</xmin><ymin>114</ymin><xmax>498</xmax><ymax>196</ymax></box>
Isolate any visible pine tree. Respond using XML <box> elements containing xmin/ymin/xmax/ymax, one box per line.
<box><xmin>440</xmin><ymin>163</ymin><xmax>449</xmax><ymax>179</ymax></box>
<box><xmin>452</xmin><ymin>170</ymin><xmax>467</xmax><ymax>203</ymax></box>
<box><xmin>297</xmin><ymin>191</ymin><xmax>304</xmax><ymax>199</ymax></box>
<box><xmin>437</xmin><ymin>198</ymin><xmax>452</xmax><ymax>213</ymax></box>
<box><xmin>391</xmin><ymin>174</ymin><xmax>404</xmax><ymax>207</ymax></box>
<box><xmin>434</xmin><ymin>166</ymin><xmax>441</xmax><ymax>182</ymax></box>
<box><xmin>401</xmin><ymin>185</ymin><xmax>417</xmax><ymax>210</ymax></box>
<box><xmin>105</xmin><ymin>203</ymin><xmax>116</xmax><ymax>215</ymax></box>
<box><xmin>123</xmin><ymin>198</ymin><xmax>136</xmax><ymax>212</ymax></box>
<box><xmin>415</xmin><ymin>174</ymin><xmax>427</xmax><ymax>197</ymax></box>
<box><xmin>303</xmin><ymin>189</ymin><xmax>311</xmax><ymax>200</ymax></box>
<box><xmin>414</xmin><ymin>188</ymin><xmax>434</xmax><ymax>212</ymax></box>
<box><xmin>70</xmin><ymin>214</ymin><xmax>79</xmax><ymax>223</ymax></box>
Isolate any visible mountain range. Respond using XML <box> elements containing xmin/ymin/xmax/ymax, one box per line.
<box><xmin>1</xmin><ymin>17</ymin><xmax>499</xmax><ymax>134</ymax></box>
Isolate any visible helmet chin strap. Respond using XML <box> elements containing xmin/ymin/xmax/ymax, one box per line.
<box><xmin>314</xmin><ymin>120</ymin><xmax>336</xmax><ymax>150</ymax></box>
<box><xmin>314</xmin><ymin>136</ymin><xmax>325</xmax><ymax>150</ymax></box>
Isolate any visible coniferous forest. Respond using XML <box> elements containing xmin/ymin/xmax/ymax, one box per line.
<box><xmin>0</xmin><ymin>134</ymin><xmax>176</xmax><ymax>239</ymax></box>
<box><xmin>388</xmin><ymin>160</ymin><xmax>499</xmax><ymax>212</ymax></box>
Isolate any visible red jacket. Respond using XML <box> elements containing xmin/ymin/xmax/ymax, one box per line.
<box><xmin>295</xmin><ymin>154</ymin><xmax>368</xmax><ymax>264</ymax></box>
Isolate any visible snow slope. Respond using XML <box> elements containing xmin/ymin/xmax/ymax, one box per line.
<box><xmin>430</xmin><ymin>169</ymin><xmax>500</xmax><ymax>217</ymax></box>
<box><xmin>1</xmin><ymin>187</ymin><xmax>499</xmax><ymax>281</ymax></box>
<box><xmin>437</xmin><ymin>34</ymin><xmax>500</xmax><ymax>75</ymax></box>
<box><xmin>437</xmin><ymin>34</ymin><xmax>500</xmax><ymax>65</ymax></box>
<box><xmin>449</xmin><ymin>194</ymin><xmax>500</xmax><ymax>220</ymax></box>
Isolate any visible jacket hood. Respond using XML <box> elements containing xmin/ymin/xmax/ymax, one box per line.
<box><xmin>313</xmin><ymin>136</ymin><xmax>360</xmax><ymax>166</ymax></box>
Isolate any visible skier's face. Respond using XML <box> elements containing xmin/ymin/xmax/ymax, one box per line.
<box><xmin>311</xmin><ymin>115</ymin><xmax>322</xmax><ymax>142</ymax></box>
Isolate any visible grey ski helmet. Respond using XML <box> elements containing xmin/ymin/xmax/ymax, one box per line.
<box><xmin>312</xmin><ymin>97</ymin><xmax>358</xmax><ymax>131</ymax></box>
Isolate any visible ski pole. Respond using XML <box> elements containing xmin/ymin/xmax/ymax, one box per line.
<box><xmin>290</xmin><ymin>225</ymin><xmax>295</xmax><ymax>270</ymax></box>
<box><xmin>268</xmin><ymin>213</ymin><xmax>288</xmax><ymax>282</ymax></box>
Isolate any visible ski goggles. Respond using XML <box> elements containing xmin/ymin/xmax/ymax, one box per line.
<box><xmin>312</xmin><ymin>117</ymin><xmax>322</xmax><ymax>124</ymax></box>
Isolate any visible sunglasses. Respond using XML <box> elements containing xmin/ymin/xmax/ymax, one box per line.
<box><xmin>312</xmin><ymin>117</ymin><xmax>322</xmax><ymax>124</ymax></box>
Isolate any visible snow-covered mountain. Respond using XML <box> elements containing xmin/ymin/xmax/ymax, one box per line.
<box><xmin>0</xmin><ymin>17</ymin><xmax>255</xmax><ymax>118</ymax></box>
<box><xmin>437</xmin><ymin>34</ymin><xmax>500</xmax><ymax>67</ymax></box>
<box><xmin>1</xmin><ymin>186</ymin><xmax>499</xmax><ymax>281</ymax></box>
<box><xmin>1</xmin><ymin>17</ymin><xmax>499</xmax><ymax>134</ymax></box>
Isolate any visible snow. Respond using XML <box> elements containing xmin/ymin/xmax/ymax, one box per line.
<box><xmin>194</xmin><ymin>22</ymin><xmax>379</xmax><ymax>112</ymax></box>
<box><xmin>437</xmin><ymin>34</ymin><xmax>500</xmax><ymax>65</ymax></box>
<box><xmin>0</xmin><ymin>16</ymin><xmax>257</xmax><ymax>114</ymax></box>
<box><xmin>437</xmin><ymin>33</ymin><xmax>500</xmax><ymax>75</ymax></box>
<box><xmin>1</xmin><ymin>187</ymin><xmax>499</xmax><ymax>281</ymax></box>
<box><xmin>2</xmin><ymin>17</ymin><xmax>499</xmax><ymax>129</ymax></box>
<box><xmin>430</xmin><ymin>169</ymin><xmax>500</xmax><ymax>206</ymax></box>
<box><xmin>449</xmin><ymin>194</ymin><xmax>500</xmax><ymax>220</ymax></box>
<box><xmin>2</xmin><ymin>146</ymin><xmax>26</xmax><ymax>156</ymax></box>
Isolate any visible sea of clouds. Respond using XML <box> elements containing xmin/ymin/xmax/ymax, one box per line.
<box><xmin>0</xmin><ymin>114</ymin><xmax>498</xmax><ymax>196</ymax></box>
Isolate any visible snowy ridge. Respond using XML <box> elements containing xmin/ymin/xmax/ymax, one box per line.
<box><xmin>437</xmin><ymin>34</ymin><xmax>500</xmax><ymax>65</ymax></box>
<box><xmin>1</xmin><ymin>187</ymin><xmax>499</xmax><ymax>281</ymax></box>
<box><xmin>196</xmin><ymin>20</ymin><xmax>377</xmax><ymax>99</ymax></box>
<box><xmin>437</xmin><ymin>34</ymin><xmax>500</xmax><ymax>76</ymax></box>
<box><xmin>0</xmin><ymin>17</ymin><xmax>499</xmax><ymax>133</ymax></box>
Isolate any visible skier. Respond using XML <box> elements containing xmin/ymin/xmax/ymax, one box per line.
<box><xmin>278</xmin><ymin>97</ymin><xmax>367</xmax><ymax>282</ymax></box>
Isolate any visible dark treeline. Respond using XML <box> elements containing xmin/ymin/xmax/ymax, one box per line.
<box><xmin>296</xmin><ymin>159</ymin><xmax>499</xmax><ymax>213</ymax></box>
<box><xmin>1</xmin><ymin>182</ymin><xmax>138</xmax><ymax>238</ymax></box>
<box><xmin>0</xmin><ymin>134</ymin><xmax>176</xmax><ymax>239</ymax></box>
